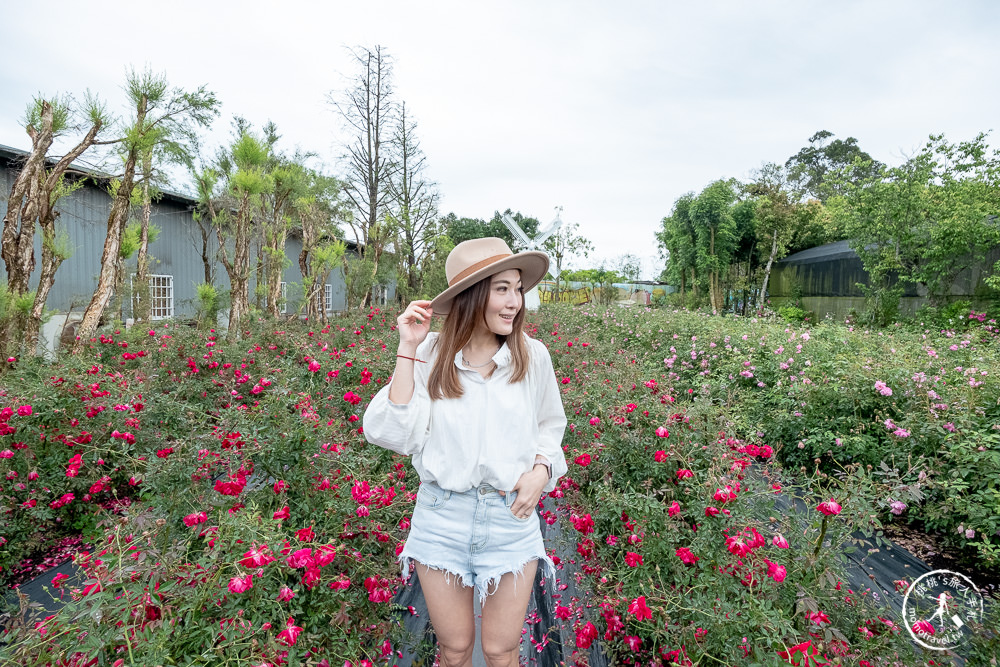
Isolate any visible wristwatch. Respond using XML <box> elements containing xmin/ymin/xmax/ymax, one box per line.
<box><xmin>534</xmin><ymin>457</ymin><xmax>552</xmax><ymax>479</ymax></box>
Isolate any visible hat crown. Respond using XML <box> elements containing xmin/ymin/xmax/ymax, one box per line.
<box><xmin>445</xmin><ymin>237</ymin><xmax>515</xmax><ymax>285</ymax></box>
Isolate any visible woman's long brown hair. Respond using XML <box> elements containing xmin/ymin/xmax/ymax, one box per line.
<box><xmin>427</xmin><ymin>273</ymin><xmax>531</xmax><ymax>400</ymax></box>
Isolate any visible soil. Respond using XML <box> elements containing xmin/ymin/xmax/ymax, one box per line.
<box><xmin>883</xmin><ymin>520</ymin><xmax>1000</xmax><ymax>601</ymax></box>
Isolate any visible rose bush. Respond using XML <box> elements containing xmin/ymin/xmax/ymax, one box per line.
<box><xmin>1</xmin><ymin>303</ymin><xmax>997</xmax><ymax>664</ymax></box>
<box><xmin>529</xmin><ymin>304</ymin><xmax>998</xmax><ymax>664</ymax></box>
<box><xmin>1</xmin><ymin>314</ymin><xmax>417</xmax><ymax>665</ymax></box>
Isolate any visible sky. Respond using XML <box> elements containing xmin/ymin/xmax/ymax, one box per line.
<box><xmin>2</xmin><ymin>1</ymin><xmax>999</xmax><ymax>279</ymax></box>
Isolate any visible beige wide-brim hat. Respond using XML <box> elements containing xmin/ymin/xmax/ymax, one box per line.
<box><xmin>430</xmin><ymin>237</ymin><xmax>550</xmax><ymax>316</ymax></box>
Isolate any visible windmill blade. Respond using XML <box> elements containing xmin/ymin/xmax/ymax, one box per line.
<box><xmin>501</xmin><ymin>213</ymin><xmax>533</xmax><ymax>248</ymax></box>
<box><xmin>532</xmin><ymin>212</ymin><xmax>564</xmax><ymax>246</ymax></box>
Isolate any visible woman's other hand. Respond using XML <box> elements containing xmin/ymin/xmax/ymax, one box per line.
<box><xmin>508</xmin><ymin>465</ymin><xmax>548</xmax><ymax>518</ymax></box>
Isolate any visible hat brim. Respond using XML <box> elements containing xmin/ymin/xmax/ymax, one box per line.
<box><xmin>429</xmin><ymin>251</ymin><xmax>550</xmax><ymax>316</ymax></box>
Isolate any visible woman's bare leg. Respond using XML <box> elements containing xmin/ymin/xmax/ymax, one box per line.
<box><xmin>415</xmin><ymin>563</ymin><xmax>476</xmax><ymax>667</ymax></box>
<box><xmin>479</xmin><ymin>560</ymin><xmax>537</xmax><ymax>667</ymax></box>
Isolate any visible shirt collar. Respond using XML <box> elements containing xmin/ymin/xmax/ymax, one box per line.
<box><xmin>451</xmin><ymin>340</ymin><xmax>512</xmax><ymax>370</ymax></box>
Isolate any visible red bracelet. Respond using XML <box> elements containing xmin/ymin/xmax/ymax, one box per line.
<box><xmin>396</xmin><ymin>354</ymin><xmax>426</xmax><ymax>363</ymax></box>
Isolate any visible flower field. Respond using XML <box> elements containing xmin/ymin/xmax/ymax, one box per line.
<box><xmin>1</xmin><ymin>305</ymin><xmax>998</xmax><ymax>665</ymax></box>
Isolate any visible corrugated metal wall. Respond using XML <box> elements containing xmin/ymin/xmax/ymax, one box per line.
<box><xmin>1</xmin><ymin>157</ymin><xmax>364</xmax><ymax>319</ymax></box>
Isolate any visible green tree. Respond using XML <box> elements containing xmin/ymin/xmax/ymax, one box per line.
<box><xmin>691</xmin><ymin>180</ymin><xmax>739</xmax><ymax>313</ymax></box>
<box><xmin>76</xmin><ymin>69</ymin><xmax>218</xmax><ymax>346</ymax></box>
<box><xmin>542</xmin><ymin>220</ymin><xmax>593</xmax><ymax>301</ymax></box>
<box><xmin>746</xmin><ymin>164</ymin><xmax>799</xmax><ymax>311</ymax></box>
<box><xmin>295</xmin><ymin>170</ymin><xmax>348</xmax><ymax>322</ymax></box>
<box><xmin>444</xmin><ymin>209</ymin><xmax>540</xmax><ymax>248</ymax></box>
<box><xmin>387</xmin><ymin>102</ymin><xmax>439</xmax><ymax>304</ymax></box>
<box><xmin>656</xmin><ymin>193</ymin><xmax>699</xmax><ymax>301</ymax></box>
<box><xmin>838</xmin><ymin>133</ymin><xmax>1000</xmax><ymax>315</ymax></box>
<box><xmin>255</xmin><ymin>126</ymin><xmax>312</xmax><ymax>318</ymax></box>
<box><xmin>203</xmin><ymin>127</ymin><xmax>274</xmax><ymax>338</ymax></box>
<box><xmin>785</xmin><ymin>130</ymin><xmax>882</xmax><ymax>202</ymax></box>
<box><xmin>1</xmin><ymin>94</ymin><xmax>109</xmax><ymax>355</ymax></box>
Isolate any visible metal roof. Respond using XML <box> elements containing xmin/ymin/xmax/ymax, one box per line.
<box><xmin>777</xmin><ymin>240</ymin><xmax>860</xmax><ymax>265</ymax></box>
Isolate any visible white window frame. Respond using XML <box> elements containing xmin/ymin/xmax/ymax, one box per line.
<box><xmin>324</xmin><ymin>284</ymin><xmax>333</xmax><ymax>312</ymax></box>
<box><xmin>149</xmin><ymin>274</ymin><xmax>174</xmax><ymax>320</ymax></box>
<box><xmin>372</xmin><ymin>284</ymin><xmax>388</xmax><ymax>307</ymax></box>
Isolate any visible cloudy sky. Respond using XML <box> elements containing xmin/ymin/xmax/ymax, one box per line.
<box><xmin>2</xmin><ymin>1</ymin><xmax>998</xmax><ymax>278</ymax></box>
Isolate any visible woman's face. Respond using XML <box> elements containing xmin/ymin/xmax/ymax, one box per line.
<box><xmin>482</xmin><ymin>269</ymin><xmax>523</xmax><ymax>336</ymax></box>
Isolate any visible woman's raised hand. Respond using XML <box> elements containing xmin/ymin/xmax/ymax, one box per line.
<box><xmin>397</xmin><ymin>300</ymin><xmax>433</xmax><ymax>350</ymax></box>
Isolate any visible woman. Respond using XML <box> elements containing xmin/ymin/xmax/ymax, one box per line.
<box><xmin>363</xmin><ymin>237</ymin><xmax>567</xmax><ymax>667</ymax></box>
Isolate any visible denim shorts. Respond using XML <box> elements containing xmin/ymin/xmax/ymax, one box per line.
<box><xmin>399</xmin><ymin>481</ymin><xmax>555</xmax><ymax>602</ymax></box>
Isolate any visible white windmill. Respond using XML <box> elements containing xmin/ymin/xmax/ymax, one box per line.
<box><xmin>500</xmin><ymin>206</ymin><xmax>564</xmax><ymax>311</ymax></box>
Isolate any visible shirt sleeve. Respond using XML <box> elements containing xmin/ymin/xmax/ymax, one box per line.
<box><xmin>362</xmin><ymin>338</ymin><xmax>434</xmax><ymax>456</ymax></box>
<box><xmin>532</xmin><ymin>340</ymin><xmax>568</xmax><ymax>492</ymax></box>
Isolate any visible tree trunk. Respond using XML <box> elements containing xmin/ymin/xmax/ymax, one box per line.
<box><xmin>265</xmin><ymin>223</ymin><xmax>287</xmax><ymax>318</ymax></box>
<box><xmin>3</xmin><ymin>102</ymin><xmax>103</xmax><ymax>356</ymax></box>
<box><xmin>134</xmin><ymin>151</ymin><xmax>153</xmax><ymax>322</ymax></box>
<box><xmin>75</xmin><ymin>97</ymin><xmax>148</xmax><ymax>347</ymax></box>
<box><xmin>196</xmin><ymin>218</ymin><xmax>213</xmax><ymax>285</ymax></box>
<box><xmin>1</xmin><ymin>107</ymin><xmax>54</xmax><ymax>353</ymax></box>
<box><xmin>757</xmin><ymin>229</ymin><xmax>779</xmax><ymax>312</ymax></box>
<box><xmin>222</xmin><ymin>192</ymin><xmax>255</xmax><ymax>340</ymax></box>
<box><xmin>299</xmin><ymin>244</ymin><xmax>314</xmax><ymax>320</ymax></box>
<box><xmin>25</xmin><ymin>214</ymin><xmax>67</xmax><ymax>349</ymax></box>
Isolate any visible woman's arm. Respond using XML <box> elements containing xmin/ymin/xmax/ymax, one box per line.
<box><xmin>533</xmin><ymin>342</ymin><xmax>569</xmax><ymax>492</ymax></box>
<box><xmin>388</xmin><ymin>300</ymin><xmax>433</xmax><ymax>405</ymax></box>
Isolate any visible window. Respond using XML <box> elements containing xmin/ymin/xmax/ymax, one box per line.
<box><xmin>324</xmin><ymin>284</ymin><xmax>333</xmax><ymax>312</ymax></box>
<box><xmin>372</xmin><ymin>284</ymin><xmax>388</xmax><ymax>307</ymax></box>
<box><xmin>280</xmin><ymin>282</ymin><xmax>288</xmax><ymax>314</ymax></box>
<box><xmin>149</xmin><ymin>275</ymin><xmax>174</xmax><ymax>320</ymax></box>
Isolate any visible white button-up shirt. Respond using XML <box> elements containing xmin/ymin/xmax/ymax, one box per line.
<box><xmin>363</xmin><ymin>332</ymin><xmax>568</xmax><ymax>493</ymax></box>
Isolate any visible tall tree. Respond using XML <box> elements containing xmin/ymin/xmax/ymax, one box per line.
<box><xmin>75</xmin><ymin>69</ymin><xmax>218</xmax><ymax>346</ymax></box>
<box><xmin>254</xmin><ymin>125</ymin><xmax>312</xmax><ymax>318</ymax></box>
<box><xmin>296</xmin><ymin>170</ymin><xmax>347</xmax><ymax>322</ymax></box>
<box><xmin>387</xmin><ymin>102</ymin><xmax>439</xmax><ymax>304</ymax></box>
<box><xmin>656</xmin><ymin>193</ymin><xmax>699</xmax><ymax>301</ymax></box>
<box><xmin>691</xmin><ymin>180</ymin><xmax>739</xmax><ymax>314</ymax></box>
<box><xmin>542</xmin><ymin>220</ymin><xmax>593</xmax><ymax>301</ymax></box>
<box><xmin>1</xmin><ymin>94</ymin><xmax>109</xmax><ymax>355</ymax></box>
<box><xmin>329</xmin><ymin>45</ymin><xmax>397</xmax><ymax>308</ymax></box>
<box><xmin>746</xmin><ymin>163</ymin><xmax>799</xmax><ymax>311</ymax></box>
<box><xmin>785</xmin><ymin>130</ymin><xmax>881</xmax><ymax>202</ymax></box>
<box><xmin>209</xmin><ymin>128</ymin><xmax>273</xmax><ymax>339</ymax></box>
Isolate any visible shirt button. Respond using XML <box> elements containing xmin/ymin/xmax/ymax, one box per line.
<box><xmin>479</xmin><ymin>487</ymin><xmax>487</xmax><ymax>495</ymax></box>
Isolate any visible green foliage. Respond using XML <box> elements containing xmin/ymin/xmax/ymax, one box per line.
<box><xmin>193</xmin><ymin>282</ymin><xmax>221</xmax><ymax>325</ymax></box>
<box><xmin>839</xmin><ymin>133</ymin><xmax>1000</xmax><ymax>308</ymax></box>
<box><xmin>0</xmin><ymin>283</ymin><xmax>10</xmax><ymax>320</ymax></box>
<box><xmin>656</xmin><ymin>192</ymin><xmax>699</xmax><ymax>292</ymax></box>
<box><xmin>22</xmin><ymin>95</ymin><xmax>72</xmax><ymax>136</ymax></box>
<box><xmin>417</xmin><ymin>234</ymin><xmax>453</xmax><ymax>300</ymax></box>
<box><xmin>776</xmin><ymin>304</ymin><xmax>809</xmax><ymax>322</ymax></box>
<box><xmin>230</xmin><ymin>132</ymin><xmax>274</xmax><ymax>197</ymax></box>
<box><xmin>442</xmin><ymin>209</ymin><xmax>540</xmax><ymax>250</ymax></box>
<box><xmin>118</xmin><ymin>222</ymin><xmax>160</xmax><ymax>260</ymax></box>
<box><xmin>785</xmin><ymin>130</ymin><xmax>882</xmax><ymax>202</ymax></box>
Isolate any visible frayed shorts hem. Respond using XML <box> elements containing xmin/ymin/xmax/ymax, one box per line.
<box><xmin>399</xmin><ymin>552</ymin><xmax>555</xmax><ymax>604</ymax></box>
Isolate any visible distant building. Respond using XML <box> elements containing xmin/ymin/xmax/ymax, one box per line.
<box><xmin>0</xmin><ymin>143</ymin><xmax>388</xmax><ymax>353</ymax></box>
<box><xmin>768</xmin><ymin>240</ymin><xmax>1000</xmax><ymax>320</ymax></box>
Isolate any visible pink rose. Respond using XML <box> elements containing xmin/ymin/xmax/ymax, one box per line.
<box><xmin>228</xmin><ymin>574</ymin><xmax>253</xmax><ymax>594</ymax></box>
